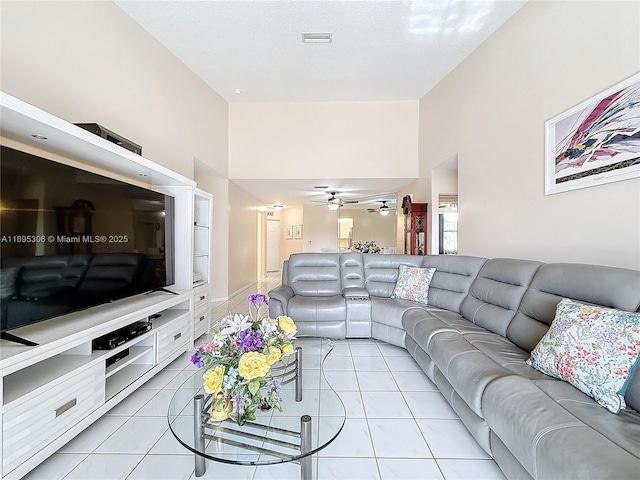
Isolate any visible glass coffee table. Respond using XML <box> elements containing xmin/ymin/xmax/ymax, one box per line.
<box><xmin>168</xmin><ymin>338</ymin><xmax>345</xmax><ymax>480</ymax></box>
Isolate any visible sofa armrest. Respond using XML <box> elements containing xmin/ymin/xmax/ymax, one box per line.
<box><xmin>268</xmin><ymin>285</ymin><xmax>294</xmax><ymax>317</ymax></box>
<box><xmin>343</xmin><ymin>287</ymin><xmax>370</xmax><ymax>300</ymax></box>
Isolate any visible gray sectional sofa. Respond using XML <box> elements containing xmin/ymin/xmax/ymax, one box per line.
<box><xmin>268</xmin><ymin>253</ymin><xmax>640</xmax><ymax>480</ymax></box>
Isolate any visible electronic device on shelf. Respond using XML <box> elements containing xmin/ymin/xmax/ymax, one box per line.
<box><xmin>106</xmin><ymin>348</ymin><xmax>130</xmax><ymax>367</ymax></box>
<box><xmin>92</xmin><ymin>321</ymin><xmax>152</xmax><ymax>350</ymax></box>
<box><xmin>74</xmin><ymin>123</ymin><xmax>142</xmax><ymax>155</ymax></box>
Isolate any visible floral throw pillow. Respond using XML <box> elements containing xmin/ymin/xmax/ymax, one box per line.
<box><xmin>527</xmin><ymin>298</ymin><xmax>640</xmax><ymax>414</ymax></box>
<box><xmin>390</xmin><ymin>265</ymin><xmax>435</xmax><ymax>305</ymax></box>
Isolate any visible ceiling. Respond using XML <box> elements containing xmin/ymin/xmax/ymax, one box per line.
<box><xmin>115</xmin><ymin>0</ymin><xmax>527</xmax><ymax>209</ymax></box>
<box><xmin>115</xmin><ymin>0</ymin><xmax>527</xmax><ymax>103</ymax></box>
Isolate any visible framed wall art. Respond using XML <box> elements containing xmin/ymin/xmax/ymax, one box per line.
<box><xmin>284</xmin><ymin>225</ymin><xmax>292</xmax><ymax>240</ymax></box>
<box><xmin>294</xmin><ymin>224</ymin><xmax>303</xmax><ymax>240</ymax></box>
<box><xmin>545</xmin><ymin>73</ymin><xmax>640</xmax><ymax>195</ymax></box>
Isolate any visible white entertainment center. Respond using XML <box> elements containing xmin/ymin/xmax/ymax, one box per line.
<box><xmin>0</xmin><ymin>92</ymin><xmax>211</xmax><ymax>479</ymax></box>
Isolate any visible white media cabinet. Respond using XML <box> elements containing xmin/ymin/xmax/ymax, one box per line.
<box><xmin>0</xmin><ymin>92</ymin><xmax>210</xmax><ymax>479</ymax></box>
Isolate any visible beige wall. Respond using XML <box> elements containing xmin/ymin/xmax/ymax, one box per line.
<box><xmin>229</xmin><ymin>101</ymin><xmax>419</xmax><ymax>180</ymax></box>
<box><xmin>0</xmin><ymin>1</ymin><xmax>228</xmax><ymax>180</ymax></box>
<box><xmin>346</xmin><ymin>209</ymin><xmax>397</xmax><ymax>251</ymax></box>
<box><xmin>418</xmin><ymin>0</ymin><xmax>640</xmax><ymax>269</ymax></box>
<box><xmin>227</xmin><ymin>182</ymin><xmax>264</xmax><ymax>295</ymax></box>
<box><xmin>279</xmin><ymin>207</ymin><xmax>304</xmax><ymax>262</ymax></box>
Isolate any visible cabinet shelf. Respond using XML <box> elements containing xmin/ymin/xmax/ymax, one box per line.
<box><xmin>105</xmin><ymin>365</ymin><xmax>154</xmax><ymax>400</ymax></box>
<box><xmin>105</xmin><ymin>346</ymin><xmax>153</xmax><ymax>379</ymax></box>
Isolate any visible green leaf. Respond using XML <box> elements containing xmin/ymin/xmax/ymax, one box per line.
<box><xmin>248</xmin><ymin>380</ymin><xmax>261</xmax><ymax>396</ymax></box>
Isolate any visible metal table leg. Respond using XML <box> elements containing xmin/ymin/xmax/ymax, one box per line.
<box><xmin>295</xmin><ymin>347</ymin><xmax>303</xmax><ymax>402</ymax></box>
<box><xmin>300</xmin><ymin>414</ymin><xmax>312</xmax><ymax>480</ymax></box>
<box><xmin>194</xmin><ymin>394</ymin><xmax>206</xmax><ymax>477</ymax></box>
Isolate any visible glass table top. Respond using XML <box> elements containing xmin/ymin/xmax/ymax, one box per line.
<box><xmin>168</xmin><ymin>337</ymin><xmax>346</xmax><ymax>466</ymax></box>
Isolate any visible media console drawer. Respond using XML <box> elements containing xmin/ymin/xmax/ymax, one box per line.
<box><xmin>2</xmin><ymin>362</ymin><xmax>104</xmax><ymax>474</ymax></box>
<box><xmin>156</xmin><ymin>313</ymin><xmax>190</xmax><ymax>364</ymax></box>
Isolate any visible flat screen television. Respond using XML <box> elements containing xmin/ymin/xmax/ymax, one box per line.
<box><xmin>0</xmin><ymin>145</ymin><xmax>175</xmax><ymax>345</ymax></box>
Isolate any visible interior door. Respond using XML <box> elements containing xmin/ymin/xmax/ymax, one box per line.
<box><xmin>266</xmin><ymin>219</ymin><xmax>280</xmax><ymax>272</ymax></box>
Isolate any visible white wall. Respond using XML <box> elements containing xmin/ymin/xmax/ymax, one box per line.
<box><xmin>301</xmin><ymin>205</ymin><xmax>339</xmax><ymax>252</ymax></box>
<box><xmin>418</xmin><ymin>0</ymin><xmax>640</xmax><ymax>269</ymax></box>
<box><xmin>229</xmin><ymin>101</ymin><xmax>419</xmax><ymax>180</ymax></box>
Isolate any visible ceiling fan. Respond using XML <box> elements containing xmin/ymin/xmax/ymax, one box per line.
<box><xmin>312</xmin><ymin>191</ymin><xmax>359</xmax><ymax>210</ymax></box>
<box><xmin>367</xmin><ymin>200</ymin><xmax>396</xmax><ymax>216</ymax></box>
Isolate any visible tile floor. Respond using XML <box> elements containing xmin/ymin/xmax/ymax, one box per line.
<box><xmin>24</xmin><ymin>273</ymin><xmax>506</xmax><ymax>480</ymax></box>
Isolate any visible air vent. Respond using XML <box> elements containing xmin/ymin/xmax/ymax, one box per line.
<box><xmin>314</xmin><ymin>185</ymin><xmax>329</xmax><ymax>189</ymax></box>
<box><xmin>302</xmin><ymin>33</ymin><xmax>332</xmax><ymax>43</ymax></box>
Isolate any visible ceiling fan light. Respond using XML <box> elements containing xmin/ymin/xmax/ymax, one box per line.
<box><xmin>379</xmin><ymin>209</ymin><xmax>389</xmax><ymax>216</ymax></box>
<box><xmin>327</xmin><ymin>203</ymin><xmax>340</xmax><ymax>211</ymax></box>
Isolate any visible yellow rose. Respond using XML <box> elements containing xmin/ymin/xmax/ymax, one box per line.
<box><xmin>282</xmin><ymin>343</ymin><xmax>294</xmax><ymax>356</ymax></box>
<box><xmin>203</xmin><ymin>365</ymin><xmax>225</xmax><ymax>394</ymax></box>
<box><xmin>265</xmin><ymin>346</ymin><xmax>282</xmax><ymax>365</ymax></box>
<box><xmin>278</xmin><ymin>316</ymin><xmax>297</xmax><ymax>334</ymax></box>
<box><xmin>238</xmin><ymin>351</ymin><xmax>270</xmax><ymax>380</ymax></box>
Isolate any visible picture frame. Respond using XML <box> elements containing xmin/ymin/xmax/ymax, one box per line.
<box><xmin>544</xmin><ymin>73</ymin><xmax>640</xmax><ymax>195</ymax></box>
<box><xmin>294</xmin><ymin>224</ymin><xmax>303</xmax><ymax>240</ymax></box>
<box><xmin>284</xmin><ymin>225</ymin><xmax>292</xmax><ymax>240</ymax></box>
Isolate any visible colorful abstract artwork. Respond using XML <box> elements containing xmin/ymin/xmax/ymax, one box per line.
<box><xmin>545</xmin><ymin>73</ymin><xmax>640</xmax><ymax>194</ymax></box>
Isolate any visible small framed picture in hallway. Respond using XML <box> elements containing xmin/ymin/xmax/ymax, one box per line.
<box><xmin>285</xmin><ymin>225</ymin><xmax>293</xmax><ymax>239</ymax></box>
<box><xmin>294</xmin><ymin>224</ymin><xmax>303</xmax><ymax>239</ymax></box>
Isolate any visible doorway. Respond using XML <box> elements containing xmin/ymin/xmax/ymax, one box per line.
<box><xmin>266</xmin><ymin>218</ymin><xmax>280</xmax><ymax>272</ymax></box>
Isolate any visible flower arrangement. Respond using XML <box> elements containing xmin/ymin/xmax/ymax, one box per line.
<box><xmin>190</xmin><ymin>293</ymin><xmax>297</xmax><ymax>425</ymax></box>
<box><xmin>351</xmin><ymin>240</ymin><xmax>381</xmax><ymax>254</ymax></box>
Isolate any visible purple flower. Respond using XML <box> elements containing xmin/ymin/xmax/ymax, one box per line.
<box><xmin>190</xmin><ymin>347</ymin><xmax>204</xmax><ymax>368</ymax></box>
<box><xmin>248</xmin><ymin>293</ymin><xmax>269</xmax><ymax>306</ymax></box>
<box><xmin>236</xmin><ymin>329</ymin><xmax>263</xmax><ymax>353</ymax></box>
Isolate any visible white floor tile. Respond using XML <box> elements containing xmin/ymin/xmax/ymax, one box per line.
<box><xmin>58</xmin><ymin>415</ymin><xmax>129</xmax><ymax>453</ymax></box>
<box><xmin>323</xmin><ymin>370</ymin><xmax>360</xmax><ymax>390</ymax></box>
<box><xmin>377</xmin><ymin>343</ymin><xmax>411</xmax><ymax>357</ymax></box>
<box><xmin>64</xmin><ymin>453</ymin><xmax>143</xmax><ymax>480</ymax></box>
<box><xmin>104</xmin><ymin>388</ymin><xmax>160</xmax><ymax>416</ymax></box>
<box><xmin>318</xmin><ymin>457</ymin><xmax>381</xmax><ymax>480</ymax></box>
<box><xmin>253</xmin><ymin>459</ymin><xmax>315</xmax><ymax>480</ymax></box>
<box><xmin>437</xmin><ymin>459</ymin><xmax>506</xmax><ymax>480</ymax></box>
<box><xmin>335</xmin><ymin>391</ymin><xmax>366</xmax><ymax>417</ymax></box>
<box><xmin>322</xmin><ymin>354</ymin><xmax>354</xmax><ymax>370</ymax></box>
<box><xmin>385</xmin><ymin>355</ymin><xmax>422</xmax><ymax>371</ymax></box>
<box><xmin>392</xmin><ymin>371</ymin><xmax>439</xmax><ymax>391</ymax></box>
<box><xmin>378</xmin><ymin>458</ymin><xmax>444</xmax><ymax>480</ymax></box>
<box><xmin>134</xmin><ymin>389</ymin><xmax>176</xmax><ymax>416</ymax></box>
<box><xmin>403</xmin><ymin>391</ymin><xmax>459</xmax><ymax>419</ymax></box>
<box><xmin>139</xmin><ymin>368</ymin><xmax>182</xmax><ymax>390</ymax></box>
<box><xmin>368</xmin><ymin>419</ymin><xmax>433</xmax><ymax>458</ymax></box>
<box><xmin>95</xmin><ymin>417</ymin><xmax>168</xmax><ymax>454</ymax></box>
<box><xmin>357</xmin><ymin>371</ymin><xmax>399</xmax><ymax>391</ymax></box>
<box><xmin>417</xmin><ymin>419</ymin><xmax>490</xmax><ymax>459</ymax></box>
<box><xmin>127</xmin><ymin>454</ymin><xmax>194</xmax><ymax>480</ymax></box>
<box><xmin>149</xmin><ymin>425</ymin><xmax>193</xmax><ymax>455</ymax></box>
<box><xmin>22</xmin><ymin>453</ymin><xmax>87</xmax><ymax>480</ymax></box>
<box><xmin>353</xmin><ymin>355</ymin><xmax>390</xmax><ymax>371</ymax></box>
<box><xmin>349</xmin><ymin>343</ymin><xmax>382</xmax><ymax>356</ymax></box>
<box><xmin>318</xmin><ymin>418</ymin><xmax>375</xmax><ymax>457</ymax></box>
<box><xmin>361</xmin><ymin>391</ymin><xmax>413</xmax><ymax>418</ymax></box>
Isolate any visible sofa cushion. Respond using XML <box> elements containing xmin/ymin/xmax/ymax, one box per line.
<box><xmin>422</xmin><ymin>255</ymin><xmax>487</xmax><ymax>313</ymax></box>
<box><xmin>287</xmin><ymin>295</ymin><xmax>346</xmax><ymax>322</ymax></box>
<box><xmin>390</xmin><ymin>265</ymin><xmax>435</xmax><ymax>304</ymax></box>
<box><xmin>363</xmin><ymin>254</ymin><xmax>424</xmax><ymax>297</ymax></box>
<box><xmin>288</xmin><ymin>253</ymin><xmax>342</xmax><ymax>297</ymax></box>
<box><xmin>370</xmin><ymin>296</ymin><xmax>426</xmax><ymax>329</ymax></box>
<box><xmin>527</xmin><ymin>298</ymin><xmax>640</xmax><ymax>414</ymax></box>
<box><xmin>460</xmin><ymin>258</ymin><xmax>542</xmax><ymax>337</ymax></box>
<box><xmin>483</xmin><ymin>375</ymin><xmax>640</xmax><ymax>479</ymax></box>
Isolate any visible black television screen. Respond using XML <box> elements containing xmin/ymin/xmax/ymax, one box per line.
<box><xmin>0</xmin><ymin>145</ymin><xmax>175</xmax><ymax>339</ymax></box>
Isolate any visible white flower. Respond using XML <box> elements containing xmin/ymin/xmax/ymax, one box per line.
<box><xmin>220</xmin><ymin>313</ymin><xmax>252</xmax><ymax>335</ymax></box>
<box><xmin>259</xmin><ymin>317</ymin><xmax>278</xmax><ymax>339</ymax></box>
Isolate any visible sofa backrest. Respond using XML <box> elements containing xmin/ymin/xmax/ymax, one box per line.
<box><xmin>363</xmin><ymin>254</ymin><xmax>424</xmax><ymax>297</ymax></box>
<box><xmin>5</xmin><ymin>254</ymin><xmax>93</xmax><ymax>298</ymax></box>
<box><xmin>509</xmin><ymin>263</ymin><xmax>640</xmax><ymax>352</ymax></box>
<box><xmin>287</xmin><ymin>253</ymin><xmax>342</xmax><ymax>296</ymax></box>
<box><xmin>460</xmin><ymin>258</ymin><xmax>542</xmax><ymax>337</ymax></box>
<box><xmin>340</xmin><ymin>252</ymin><xmax>365</xmax><ymax>289</ymax></box>
<box><xmin>422</xmin><ymin>255</ymin><xmax>487</xmax><ymax>313</ymax></box>
<box><xmin>281</xmin><ymin>260</ymin><xmax>289</xmax><ymax>286</ymax></box>
<box><xmin>78</xmin><ymin>253</ymin><xmax>146</xmax><ymax>295</ymax></box>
